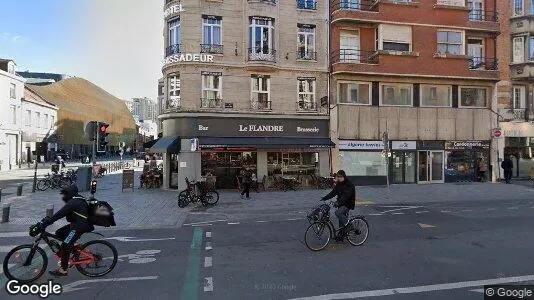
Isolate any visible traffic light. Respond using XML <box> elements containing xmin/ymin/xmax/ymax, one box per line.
<box><xmin>36</xmin><ymin>142</ymin><xmax>47</xmax><ymax>156</ymax></box>
<box><xmin>90</xmin><ymin>180</ymin><xmax>97</xmax><ymax>195</ymax></box>
<box><xmin>97</xmin><ymin>122</ymin><xmax>110</xmax><ymax>153</ymax></box>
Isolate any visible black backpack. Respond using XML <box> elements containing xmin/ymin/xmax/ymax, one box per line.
<box><xmin>87</xmin><ymin>199</ymin><xmax>116</xmax><ymax>227</ymax></box>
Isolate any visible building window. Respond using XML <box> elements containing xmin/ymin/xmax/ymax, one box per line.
<box><xmin>7</xmin><ymin>63</ymin><xmax>14</xmax><ymax>74</ymax></box>
<box><xmin>379</xmin><ymin>24</ymin><xmax>412</xmax><ymax>52</ymax></box>
<box><xmin>167</xmin><ymin>18</ymin><xmax>181</xmax><ymax>55</ymax></box>
<box><xmin>420</xmin><ymin>85</ymin><xmax>452</xmax><ymax>107</ymax></box>
<box><xmin>297</xmin><ymin>0</ymin><xmax>316</xmax><ymax>9</ymax></box>
<box><xmin>513</xmin><ymin>86</ymin><xmax>526</xmax><ymax>109</ymax></box>
<box><xmin>338</xmin><ymin>82</ymin><xmax>371</xmax><ymax>105</ymax></box>
<box><xmin>468</xmin><ymin>0</ymin><xmax>483</xmax><ymax>21</ymax></box>
<box><xmin>10</xmin><ymin>105</ymin><xmax>16</xmax><ymax>125</ymax></box>
<box><xmin>437</xmin><ymin>30</ymin><xmax>463</xmax><ymax>55</ymax></box>
<box><xmin>513</xmin><ymin>36</ymin><xmax>525</xmax><ymax>63</ymax></box>
<box><xmin>167</xmin><ymin>74</ymin><xmax>181</xmax><ymax>108</ymax></box>
<box><xmin>530</xmin><ymin>37</ymin><xmax>534</xmax><ymax>60</ymax></box>
<box><xmin>380</xmin><ymin>84</ymin><xmax>413</xmax><ymax>106</ymax></box>
<box><xmin>297</xmin><ymin>78</ymin><xmax>316</xmax><ymax>111</ymax></box>
<box><xmin>251</xmin><ymin>75</ymin><xmax>271</xmax><ymax>110</ymax></box>
<box><xmin>514</xmin><ymin>0</ymin><xmax>524</xmax><ymax>16</ymax></box>
<box><xmin>436</xmin><ymin>0</ymin><xmax>465</xmax><ymax>6</ymax></box>
<box><xmin>35</xmin><ymin>112</ymin><xmax>40</xmax><ymax>128</ymax></box>
<box><xmin>202</xmin><ymin>16</ymin><xmax>223</xmax><ymax>54</ymax></box>
<box><xmin>339</xmin><ymin>0</ymin><xmax>362</xmax><ymax>9</ymax></box>
<box><xmin>297</xmin><ymin>24</ymin><xmax>316</xmax><ymax>60</ymax></box>
<box><xmin>249</xmin><ymin>17</ymin><xmax>275</xmax><ymax>60</ymax></box>
<box><xmin>339</xmin><ymin>151</ymin><xmax>386</xmax><ymax>177</ymax></box>
<box><xmin>460</xmin><ymin>87</ymin><xmax>487</xmax><ymax>108</ymax></box>
<box><xmin>201</xmin><ymin>72</ymin><xmax>223</xmax><ymax>108</ymax></box>
<box><xmin>43</xmin><ymin>114</ymin><xmax>48</xmax><ymax>129</ymax></box>
<box><xmin>467</xmin><ymin>39</ymin><xmax>484</xmax><ymax>69</ymax></box>
<box><xmin>10</xmin><ymin>83</ymin><xmax>16</xmax><ymax>99</ymax></box>
<box><xmin>51</xmin><ymin>115</ymin><xmax>55</xmax><ymax>128</ymax></box>
<box><xmin>25</xmin><ymin>110</ymin><xmax>31</xmax><ymax>126</ymax></box>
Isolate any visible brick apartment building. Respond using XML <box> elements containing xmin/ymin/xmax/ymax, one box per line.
<box><xmin>329</xmin><ymin>0</ymin><xmax>501</xmax><ymax>185</ymax></box>
<box><xmin>498</xmin><ymin>0</ymin><xmax>534</xmax><ymax>179</ymax></box>
<box><xmin>157</xmin><ymin>0</ymin><xmax>333</xmax><ymax>189</ymax></box>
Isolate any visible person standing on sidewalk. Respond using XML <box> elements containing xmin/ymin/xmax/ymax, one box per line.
<box><xmin>241</xmin><ymin>168</ymin><xmax>252</xmax><ymax>200</ymax></box>
<box><xmin>501</xmin><ymin>155</ymin><xmax>514</xmax><ymax>184</ymax></box>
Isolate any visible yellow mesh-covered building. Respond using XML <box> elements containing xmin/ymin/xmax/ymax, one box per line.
<box><xmin>27</xmin><ymin>78</ymin><xmax>137</xmax><ymax>156</ymax></box>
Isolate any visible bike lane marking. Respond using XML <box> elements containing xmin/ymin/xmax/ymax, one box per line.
<box><xmin>62</xmin><ymin>276</ymin><xmax>158</xmax><ymax>293</ymax></box>
<box><xmin>180</xmin><ymin>227</ymin><xmax>203</xmax><ymax>300</ymax></box>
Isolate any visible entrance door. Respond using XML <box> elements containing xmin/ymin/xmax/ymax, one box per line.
<box><xmin>7</xmin><ymin>134</ymin><xmax>17</xmax><ymax>170</ymax></box>
<box><xmin>340</xmin><ymin>32</ymin><xmax>360</xmax><ymax>62</ymax></box>
<box><xmin>467</xmin><ymin>39</ymin><xmax>484</xmax><ymax>69</ymax></box>
<box><xmin>418</xmin><ymin>150</ymin><xmax>444</xmax><ymax>183</ymax></box>
<box><xmin>391</xmin><ymin>152</ymin><xmax>416</xmax><ymax>184</ymax></box>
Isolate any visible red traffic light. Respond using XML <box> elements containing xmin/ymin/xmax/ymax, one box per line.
<box><xmin>99</xmin><ymin>123</ymin><xmax>109</xmax><ymax>133</ymax></box>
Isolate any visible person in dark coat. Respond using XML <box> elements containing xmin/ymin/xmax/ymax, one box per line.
<box><xmin>241</xmin><ymin>168</ymin><xmax>252</xmax><ymax>200</ymax></box>
<box><xmin>321</xmin><ymin>170</ymin><xmax>356</xmax><ymax>241</ymax></box>
<box><xmin>34</xmin><ymin>186</ymin><xmax>94</xmax><ymax>277</ymax></box>
<box><xmin>501</xmin><ymin>156</ymin><xmax>514</xmax><ymax>184</ymax></box>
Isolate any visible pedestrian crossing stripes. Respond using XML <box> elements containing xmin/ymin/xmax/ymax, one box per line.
<box><xmin>0</xmin><ymin>232</ymin><xmax>27</xmax><ymax>238</ymax></box>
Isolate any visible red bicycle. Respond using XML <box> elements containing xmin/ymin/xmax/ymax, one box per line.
<box><xmin>2</xmin><ymin>228</ymin><xmax>118</xmax><ymax>283</ymax></box>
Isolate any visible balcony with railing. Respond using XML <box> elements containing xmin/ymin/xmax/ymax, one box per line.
<box><xmin>248</xmin><ymin>48</ymin><xmax>277</xmax><ymax>62</ymax></box>
<box><xmin>331</xmin><ymin>0</ymin><xmax>378</xmax><ymax>13</ymax></box>
<box><xmin>251</xmin><ymin>100</ymin><xmax>272</xmax><ymax>111</ymax></box>
<box><xmin>468</xmin><ymin>57</ymin><xmax>498</xmax><ymax>71</ymax></box>
<box><xmin>166</xmin><ymin>44</ymin><xmax>181</xmax><ymax>57</ymax></box>
<box><xmin>248</xmin><ymin>0</ymin><xmax>277</xmax><ymax>4</ymax></box>
<box><xmin>498</xmin><ymin>108</ymin><xmax>532</xmax><ymax>122</ymax></box>
<box><xmin>200</xmin><ymin>44</ymin><xmax>224</xmax><ymax>54</ymax></box>
<box><xmin>332</xmin><ymin>49</ymin><xmax>379</xmax><ymax>64</ymax></box>
<box><xmin>297</xmin><ymin>0</ymin><xmax>317</xmax><ymax>9</ymax></box>
<box><xmin>297</xmin><ymin>101</ymin><xmax>317</xmax><ymax>112</ymax></box>
<box><xmin>468</xmin><ymin>9</ymin><xmax>498</xmax><ymax>22</ymax></box>
<box><xmin>164</xmin><ymin>96</ymin><xmax>181</xmax><ymax>112</ymax></box>
<box><xmin>200</xmin><ymin>98</ymin><xmax>224</xmax><ymax>109</ymax></box>
<box><xmin>297</xmin><ymin>49</ymin><xmax>317</xmax><ymax>60</ymax></box>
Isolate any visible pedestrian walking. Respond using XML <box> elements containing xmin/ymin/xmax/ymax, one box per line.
<box><xmin>501</xmin><ymin>155</ymin><xmax>514</xmax><ymax>184</ymax></box>
<box><xmin>478</xmin><ymin>158</ymin><xmax>487</xmax><ymax>182</ymax></box>
<box><xmin>241</xmin><ymin>168</ymin><xmax>252</xmax><ymax>200</ymax></box>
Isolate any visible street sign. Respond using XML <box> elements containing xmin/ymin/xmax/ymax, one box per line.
<box><xmin>122</xmin><ymin>169</ymin><xmax>135</xmax><ymax>192</ymax></box>
<box><xmin>492</xmin><ymin>128</ymin><xmax>503</xmax><ymax>139</ymax></box>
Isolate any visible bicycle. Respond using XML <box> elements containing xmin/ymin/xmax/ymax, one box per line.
<box><xmin>2</xmin><ymin>226</ymin><xmax>118</xmax><ymax>283</ymax></box>
<box><xmin>304</xmin><ymin>200</ymin><xmax>369</xmax><ymax>251</ymax></box>
<box><xmin>36</xmin><ymin>173</ymin><xmax>72</xmax><ymax>191</ymax></box>
<box><xmin>178</xmin><ymin>178</ymin><xmax>219</xmax><ymax>208</ymax></box>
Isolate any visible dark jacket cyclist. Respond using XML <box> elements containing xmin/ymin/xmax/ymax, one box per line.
<box><xmin>321</xmin><ymin>170</ymin><xmax>356</xmax><ymax>241</ymax></box>
<box><xmin>35</xmin><ymin>185</ymin><xmax>94</xmax><ymax>277</ymax></box>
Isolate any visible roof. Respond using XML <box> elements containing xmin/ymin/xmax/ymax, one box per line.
<box><xmin>26</xmin><ymin>78</ymin><xmax>136</xmax><ymax>145</ymax></box>
<box><xmin>17</xmin><ymin>71</ymin><xmax>67</xmax><ymax>83</ymax></box>
<box><xmin>0</xmin><ymin>58</ymin><xmax>15</xmax><ymax>65</ymax></box>
<box><xmin>23</xmin><ymin>86</ymin><xmax>58</xmax><ymax>109</ymax></box>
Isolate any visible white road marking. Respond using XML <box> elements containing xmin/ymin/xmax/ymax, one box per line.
<box><xmin>205</xmin><ymin>232</ymin><xmax>212</xmax><ymax>238</ymax></box>
<box><xmin>287</xmin><ymin>274</ymin><xmax>534</xmax><ymax>300</ymax></box>
<box><xmin>461</xmin><ymin>209</ymin><xmax>473</xmax><ymax>212</ymax></box>
<box><xmin>257</xmin><ymin>220</ymin><xmax>269</xmax><ymax>223</ymax></box>
<box><xmin>63</xmin><ymin>276</ymin><xmax>158</xmax><ymax>293</ymax></box>
<box><xmin>183</xmin><ymin>219</ymin><xmax>227</xmax><ymax>226</ymax></box>
<box><xmin>470</xmin><ymin>288</ymin><xmax>484</xmax><ymax>293</ymax></box>
<box><xmin>392</xmin><ymin>213</ymin><xmax>404</xmax><ymax>215</ymax></box>
<box><xmin>440</xmin><ymin>210</ymin><xmax>452</xmax><ymax>213</ymax></box>
<box><xmin>415</xmin><ymin>211</ymin><xmax>429</xmax><ymax>214</ymax></box>
<box><xmin>0</xmin><ymin>232</ymin><xmax>27</xmax><ymax>238</ymax></box>
<box><xmin>486</xmin><ymin>208</ymin><xmax>497</xmax><ymax>211</ymax></box>
<box><xmin>192</xmin><ymin>224</ymin><xmax>212</xmax><ymax>227</ymax></box>
<box><xmin>228</xmin><ymin>222</ymin><xmax>240</xmax><ymax>225</ymax></box>
<box><xmin>380</xmin><ymin>206</ymin><xmax>422</xmax><ymax>214</ymax></box>
<box><xmin>507</xmin><ymin>207</ymin><xmax>519</xmax><ymax>210</ymax></box>
<box><xmin>286</xmin><ymin>218</ymin><xmax>300</xmax><ymax>221</ymax></box>
<box><xmin>204</xmin><ymin>257</ymin><xmax>212</xmax><ymax>268</ymax></box>
<box><xmin>204</xmin><ymin>277</ymin><xmax>214</xmax><ymax>292</ymax></box>
<box><xmin>0</xmin><ymin>245</ymin><xmax>15</xmax><ymax>253</ymax></box>
<box><xmin>368</xmin><ymin>213</ymin><xmax>383</xmax><ymax>216</ymax></box>
<box><xmin>105</xmin><ymin>237</ymin><xmax>175</xmax><ymax>242</ymax></box>
<box><xmin>205</xmin><ymin>242</ymin><xmax>212</xmax><ymax>251</ymax></box>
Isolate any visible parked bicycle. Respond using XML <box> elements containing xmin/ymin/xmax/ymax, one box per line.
<box><xmin>2</xmin><ymin>226</ymin><xmax>118</xmax><ymax>283</ymax></box>
<box><xmin>304</xmin><ymin>200</ymin><xmax>369</xmax><ymax>251</ymax></box>
<box><xmin>36</xmin><ymin>172</ymin><xmax>72</xmax><ymax>191</ymax></box>
<box><xmin>178</xmin><ymin>178</ymin><xmax>219</xmax><ymax>208</ymax></box>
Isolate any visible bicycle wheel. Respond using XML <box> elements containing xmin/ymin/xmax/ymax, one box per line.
<box><xmin>304</xmin><ymin>222</ymin><xmax>331</xmax><ymax>251</ymax></box>
<box><xmin>178</xmin><ymin>190</ymin><xmax>190</xmax><ymax>208</ymax></box>
<box><xmin>75</xmin><ymin>240</ymin><xmax>118</xmax><ymax>277</ymax></box>
<box><xmin>347</xmin><ymin>217</ymin><xmax>369</xmax><ymax>246</ymax></box>
<box><xmin>3</xmin><ymin>245</ymin><xmax>48</xmax><ymax>284</ymax></box>
<box><xmin>203</xmin><ymin>191</ymin><xmax>219</xmax><ymax>206</ymax></box>
<box><xmin>36</xmin><ymin>179</ymin><xmax>51</xmax><ymax>191</ymax></box>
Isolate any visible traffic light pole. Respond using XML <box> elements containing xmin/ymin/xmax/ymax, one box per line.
<box><xmin>92</xmin><ymin>126</ymin><xmax>97</xmax><ymax>167</ymax></box>
<box><xmin>31</xmin><ymin>157</ymin><xmax>38</xmax><ymax>193</ymax></box>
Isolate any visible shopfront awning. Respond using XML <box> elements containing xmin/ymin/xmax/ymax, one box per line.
<box><xmin>150</xmin><ymin>136</ymin><xmax>181</xmax><ymax>153</ymax></box>
<box><xmin>198</xmin><ymin>137</ymin><xmax>335</xmax><ymax>149</ymax></box>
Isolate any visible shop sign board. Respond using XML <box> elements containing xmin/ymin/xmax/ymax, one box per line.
<box><xmin>164</xmin><ymin>4</ymin><xmax>185</xmax><ymax>17</ymax></box>
<box><xmin>445</xmin><ymin>140</ymin><xmax>491</xmax><ymax>150</ymax></box>
<box><xmin>339</xmin><ymin>141</ymin><xmax>383</xmax><ymax>150</ymax></box>
<box><xmin>165</xmin><ymin>117</ymin><xmax>329</xmax><ymax>138</ymax></box>
<box><xmin>391</xmin><ymin>141</ymin><xmax>417</xmax><ymax>150</ymax></box>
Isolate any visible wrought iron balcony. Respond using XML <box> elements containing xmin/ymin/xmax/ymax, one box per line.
<box><xmin>297</xmin><ymin>0</ymin><xmax>316</xmax><ymax>9</ymax></box>
<box><xmin>248</xmin><ymin>48</ymin><xmax>277</xmax><ymax>62</ymax></box>
<box><xmin>468</xmin><ymin>9</ymin><xmax>498</xmax><ymax>22</ymax></box>
<box><xmin>297</xmin><ymin>49</ymin><xmax>317</xmax><ymax>60</ymax></box>
<box><xmin>166</xmin><ymin>96</ymin><xmax>181</xmax><ymax>110</ymax></box>
<box><xmin>297</xmin><ymin>101</ymin><xmax>317</xmax><ymax>111</ymax></box>
<box><xmin>200</xmin><ymin>98</ymin><xmax>224</xmax><ymax>109</ymax></box>
<box><xmin>251</xmin><ymin>100</ymin><xmax>272</xmax><ymax>110</ymax></box>
<box><xmin>248</xmin><ymin>0</ymin><xmax>276</xmax><ymax>4</ymax></box>
<box><xmin>468</xmin><ymin>57</ymin><xmax>498</xmax><ymax>71</ymax></box>
<box><xmin>165</xmin><ymin>44</ymin><xmax>181</xmax><ymax>57</ymax></box>
<box><xmin>331</xmin><ymin>49</ymin><xmax>379</xmax><ymax>64</ymax></box>
<box><xmin>200</xmin><ymin>44</ymin><xmax>224</xmax><ymax>54</ymax></box>
<box><xmin>498</xmin><ymin>108</ymin><xmax>530</xmax><ymax>121</ymax></box>
<box><xmin>331</xmin><ymin>0</ymin><xmax>378</xmax><ymax>12</ymax></box>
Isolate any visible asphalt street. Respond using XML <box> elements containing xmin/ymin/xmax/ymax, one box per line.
<box><xmin>2</xmin><ymin>190</ymin><xmax>534</xmax><ymax>299</ymax></box>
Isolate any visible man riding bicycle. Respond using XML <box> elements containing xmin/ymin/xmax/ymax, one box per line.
<box><xmin>321</xmin><ymin>170</ymin><xmax>356</xmax><ymax>241</ymax></box>
<box><xmin>32</xmin><ymin>185</ymin><xmax>94</xmax><ymax>277</ymax></box>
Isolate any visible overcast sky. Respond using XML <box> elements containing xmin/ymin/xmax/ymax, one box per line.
<box><xmin>0</xmin><ymin>0</ymin><xmax>163</xmax><ymax>101</ymax></box>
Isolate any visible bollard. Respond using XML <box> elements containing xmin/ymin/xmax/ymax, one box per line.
<box><xmin>1</xmin><ymin>203</ymin><xmax>10</xmax><ymax>223</ymax></box>
<box><xmin>16</xmin><ymin>183</ymin><xmax>23</xmax><ymax>196</ymax></box>
<box><xmin>0</xmin><ymin>188</ymin><xmax>2</xmax><ymax>203</ymax></box>
<box><xmin>45</xmin><ymin>204</ymin><xmax>54</xmax><ymax>218</ymax></box>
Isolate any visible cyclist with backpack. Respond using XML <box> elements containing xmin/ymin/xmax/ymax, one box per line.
<box><xmin>34</xmin><ymin>185</ymin><xmax>94</xmax><ymax>277</ymax></box>
<box><xmin>321</xmin><ymin>170</ymin><xmax>356</xmax><ymax>241</ymax></box>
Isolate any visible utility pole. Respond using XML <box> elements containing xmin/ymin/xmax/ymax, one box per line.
<box><xmin>382</xmin><ymin>122</ymin><xmax>391</xmax><ymax>202</ymax></box>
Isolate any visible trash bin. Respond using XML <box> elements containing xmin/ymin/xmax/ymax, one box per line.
<box><xmin>76</xmin><ymin>167</ymin><xmax>92</xmax><ymax>192</ymax></box>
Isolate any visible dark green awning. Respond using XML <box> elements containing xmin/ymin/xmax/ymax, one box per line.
<box><xmin>150</xmin><ymin>136</ymin><xmax>181</xmax><ymax>153</ymax></box>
